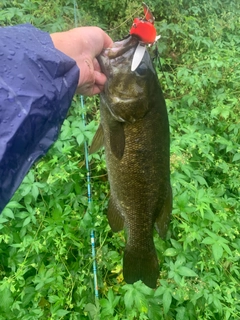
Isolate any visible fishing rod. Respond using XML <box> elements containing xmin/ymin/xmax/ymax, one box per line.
<box><xmin>73</xmin><ymin>0</ymin><xmax>99</xmax><ymax>299</ymax></box>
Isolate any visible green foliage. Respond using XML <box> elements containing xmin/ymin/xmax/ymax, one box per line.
<box><xmin>0</xmin><ymin>0</ymin><xmax>240</xmax><ymax>319</ymax></box>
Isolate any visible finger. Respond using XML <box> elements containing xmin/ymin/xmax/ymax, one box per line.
<box><xmin>102</xmin><ymin>32</ymin><xmax>113</xmax><ymax>49</ymax></box>
<box><xmin>77</xmin><ymin>83</ymin><xmax>103</xmax><ymax>96</ymax></box>
<box><xmin>77</xmin><ymin>72</ymin><xmax>106</xmax><ymax>96</ymax></box>
<box><xmin>93</xmin><ymin>58</ymin><xmax>101</xmax><ymax>73</ymax></box>
<box><xmin>94</xmin><ymin>70</ymin><xmax>107</xmax><ymax>87</ymax></box>
<box><xmin>91</xmin><ymin>84</ymin><xmax>104</xmax><ymax>96</ymax></box>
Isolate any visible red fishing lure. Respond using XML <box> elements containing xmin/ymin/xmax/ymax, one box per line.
<box><xmin>130</xmin><ymin>3</ymin><xmax>157</xmax><ymax>44</ymax></box>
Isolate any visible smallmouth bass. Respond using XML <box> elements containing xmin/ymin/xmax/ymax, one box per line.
<box><xmin>90</xmin><ymin>35</ymin><xmax>172</xmax><ymax>288</ymax></box>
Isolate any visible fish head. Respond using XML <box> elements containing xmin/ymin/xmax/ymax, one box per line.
<box><xmin>98</xmin><ymin>36</ymin><xmax>156</xmax><ymax>123</ymax></box>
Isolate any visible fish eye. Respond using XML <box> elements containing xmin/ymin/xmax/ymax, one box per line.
<box><xmin>135</xmin><ymin>62</ymin><xmax>148</xmax><ymax>76</ymax></box>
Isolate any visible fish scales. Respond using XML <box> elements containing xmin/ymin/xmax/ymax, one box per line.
<box><xmin>91</xmin><ymin>36</ymin><xmax>172</xmax><ymax>288</ymax></box>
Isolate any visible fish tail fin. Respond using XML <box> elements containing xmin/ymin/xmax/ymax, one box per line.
<box><xmin>123</xmin><ymin>245</ymin><xmax>159</xmax><ymax>288</ymax></box>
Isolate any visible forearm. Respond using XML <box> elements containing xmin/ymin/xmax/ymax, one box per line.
<box><xmin>0</xmin><ymin>24</ymin><xmax>79</xmax><ymax>213</ymax></box>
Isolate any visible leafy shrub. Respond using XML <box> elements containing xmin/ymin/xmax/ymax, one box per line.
<box><xmin>0</xmin><ymin>0</ymin><xmax>239</xmax><ymax>319</ymax></box>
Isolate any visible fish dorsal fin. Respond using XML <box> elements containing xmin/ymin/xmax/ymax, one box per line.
<box><xmin>155</xmin><ymin>185</ymin><xmax>172</xmax><ymax>239</ymax></box>
<box><xmin>107</xmin><ymin>197</ymin><xmax>125</xmax><ymax>232</ymax></box>
<box><xmin>89</xmin><ymin>124</ymin><xmax>104</xmax><ymax>154</ymax></box>
<box><xmin>109</xmin><ymin>122</ymin><xmax>125</xmax><ymax>160</ymax></box>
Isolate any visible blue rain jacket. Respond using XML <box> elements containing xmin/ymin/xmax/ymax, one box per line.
<box><xmin>0</xmin><ymin>24</ymin><xmax>79</xmax><ymax>213</ymax></box>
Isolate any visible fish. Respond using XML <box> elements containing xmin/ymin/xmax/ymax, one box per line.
<box><xmin>90</xmin><ymin>35</ymin><xmax>172</xmax><ymax>288</ymax></box>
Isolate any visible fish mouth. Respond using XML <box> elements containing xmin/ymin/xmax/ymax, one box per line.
<box><xmin>107</xmin><ymin>36</ymin><xmax>139</xmax><ymax>59</ymax></box>
<box><xmin>97</xmin><ymin>35</ymin><xmax>139</xmax><ymax>77</ymax></box>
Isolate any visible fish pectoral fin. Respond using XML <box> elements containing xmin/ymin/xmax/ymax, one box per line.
<box><xmin>110</xmin><ymin>122</ymin><xmax>125</xmax><ymax>160</ymax></box>
<box><xmin>89</xmin><ymin>124</ymin><xmax>104</xmax><ymax>154</ymax></box>
<box><xmin>107</xmin><ymin>197</ymin><xmax>124</xmax><ymax>232</ymax></box>
<box><xmin>155</xmin><ymin>185</ymin><xmax>172</xmax><ymax>239</ymax></box>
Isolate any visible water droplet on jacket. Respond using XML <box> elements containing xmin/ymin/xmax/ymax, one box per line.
<box><xmin>7</xmin><ymin>91</ymin><xmax>14</xmax><ymax>100</ymax></box>
<box><xmin>0</xmin><ymin>52</ymin><xmax>3</xmax><ymax>56</ymax></box>
<box><xmin>28</xmin><ymin>157</ymin><xmax>33</xmax><ymax>162</ymax></box>
<box><xmin>7</xmin><ymin>55</ymin><xmax>12</xmax><ymax>60</ymax></box>
<box><xmin>9</xmin><ymin>49</ymin><xmax>15</xmax><ymax>56</ymax></box>
<box><xmin>17</xmin><ymin>74</ymin><xmax>25</xmax><ymax>80</ymax></box>
<box><xmin>18</xmin><ymin>113</ymin><xmax>21</xmax><ymax>117</ymax></box>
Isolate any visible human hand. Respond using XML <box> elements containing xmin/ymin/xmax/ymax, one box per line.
<box><xmin>50</xmin><ymin>27</ymin><xmax>113</xmax><ymax>96</ymax></box>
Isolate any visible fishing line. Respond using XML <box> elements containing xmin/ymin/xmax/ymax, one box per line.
<box><xmin>104</xmin><ymin>6</ymin><xmax>142</xmax><ymax>33</ymax></box>
<box><xmin>73</xmin><ymin>0</ymin><xmax>99</xmax><ymax>299</ymax></box>
<box><xmin>152</xmin><ymin>44</ymin><xmax>172</xmax><ymax>89</ymax></box>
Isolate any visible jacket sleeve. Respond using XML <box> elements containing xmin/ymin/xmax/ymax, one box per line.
<box><xmin>0</xmin><ymin>24</ymin><xmax>79</xmax><ymax>213</ymax></box>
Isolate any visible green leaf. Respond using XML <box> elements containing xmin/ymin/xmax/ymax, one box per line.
<box><xmin>123</xmin><ymin>286</ymin><xmax>134</xmax><ymax>310</ymax></box>
<box><xmin>2</xmin><ymin>208</ymin><xmax>14</xmax><ymax>219</ymax></box>
<box><xmin>134</xmin><ymin>291</ymin><xmax>148</xmax><ymax>313</ymax></box>
<box><xmin>56</xmin><ymin>309</ymin><xmax>70</xmax><ymax>317</ymax></box>
<box><xmin>21</xmin><ymin>185</ymin><xmax>31</xmax><ymax>197</ymax></box>
<box><xmin>178</xmin><ymin>266</ymin><xmax>198</xmax><ymax>277</ymax></box>
<box><xmin>23</xmin><ymin>217</ymin><xmax>31</xmax><ymax>227</ymax></box>
<box><xmin>0</xmin><ymin>217</ymin><xmax>8</xmax><ymax>229</ymax></box>
<box><xmin>31</xmin><ymin>184</ymin><xmax>39</xmax><ymax>200</ymax></box>
<box><xmin>195</xmin><ymin>175</ymin><xmax>208</xmax><ymax>186</ymax></box>
<box><xmin>5</xmin><ymin>201</ymin><xmax>23</xmax><ymax>209</ymax></box>
<box><xmin>222</xmin><ymin>243</ymin><xmax>232</xmax><ymax>256</ymax></box>
<box><xmin>164</xmin><ymin>248</ymin><xmax>178</xmax><ymax>256</ymax></box>
<box><xmin>0</xmin><ymin>285</ymin><xmax>14</xmax><ymax>313</ymax></box>
<box><xmin>202</xmin><ymin>237</ymin><xmax>215</xmax><ymax>245</ymax></box>
<box><xmin>48</xmin><ymin>295</ymin><xmax>60</xmax><ymax>303</ymax></box>
<box><xmin>154</xmin><ymin>285</ymin><xmax>165</xmax><ymax>297</ymax></box>
<box><xmin>25</xmin><ymin>171</ymin><xmax>34</xmax><ymax>183</ymax></box>
<box><xmin>212</xmin><ymin>294</ymin><xmax>223</xmax><ymax>314</ymax></box>
<box><xmin>77</xmin><ymin>133</ymin><xmax>84</xmax><ymax>146</ymax></box>
<box><xmin>85</xmin><ymin>303</ymin><xmax>99</xmax><ymax>320</ymax></box>
<box><xmin>212</xmin><ymin>243</ymin><xmax>223</xmax><ymax>262</ymax></box>
<box><xmin>176</xmin><ymin>306</ymin><xmax>187</xmax><ymax>320</ymax></box>
<box><xmin>232</xmin><ymin>152</ymin><xmax>240</xmax><ymax>162</ymax></box>
<box><xmin>163</xmin><ymin>290</ymin><xmax>172</xmax><ymax>314</ymax></box>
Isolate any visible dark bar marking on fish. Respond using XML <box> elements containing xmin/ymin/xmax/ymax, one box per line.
<box><xmin>109</xmin><ymin>122</ymin><xmax>125</xmax><ymax>160</ymax></box>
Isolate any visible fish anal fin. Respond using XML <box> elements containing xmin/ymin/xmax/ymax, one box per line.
<box><xmin>109</xmin><ymin>122</ymin><xmax>125</xmax><ymax>160</ymax></box>
<box><xmin>89</xmin><ymin>124</ymin><xmax>104</xmax><ymax>154</ymax></box>
<box><xmin>155</xmin><ymin>185</ymin><xmax>172</xmax><ymax>239</ymax></box>
<box><xmin>123</xmin><ymin>245</ymin><xmax>158</xmax><ymax>288</ymax></box>
<box><xmin>107</xmin><ymin>197</ymin><xmax>124</xmax><ymax>232</ymax></box>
